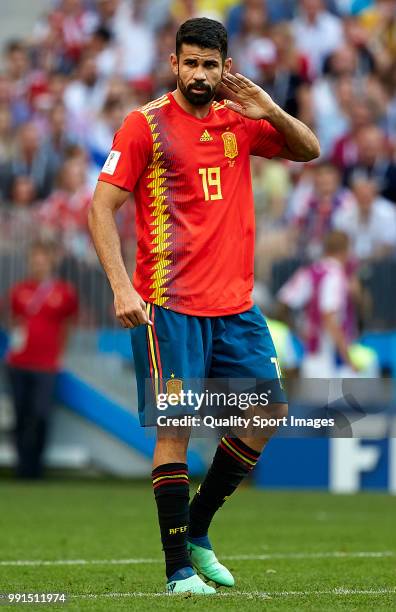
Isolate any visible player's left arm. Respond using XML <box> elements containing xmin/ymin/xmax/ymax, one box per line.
<box><xmin>222</xmin><ymin>72</ymin><xmax>320</xmax><ymax>162</ymax></box>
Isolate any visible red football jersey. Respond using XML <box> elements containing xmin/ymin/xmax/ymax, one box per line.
<box><xmin>98</xmin><ymin>92</ymin><xmax>285</xmax><ymax>316</ymax></box>
<box><xmin>7</xmin><ymin>279</ymin><xmax>78</xmax><ymax>371</ymax></box>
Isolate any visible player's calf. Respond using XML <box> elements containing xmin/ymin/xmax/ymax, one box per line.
<box><xmin>189</xmin><ymin>435</ymin><xmax>261</xmax><ymax>541</ymax></box>
<box><xmin>188</xmin><ymin>405</ymin><xmax>287</xmax><ymax>572</ymax></box>
<box><xmin>152</xmin><ymin>462</ymin><xmax>192</xmax><ymax>579</ymax></box>
<box><xmin>241</xmin><ymin>402</ymin><xmax>289</xmax><ymax>451</ymax></box>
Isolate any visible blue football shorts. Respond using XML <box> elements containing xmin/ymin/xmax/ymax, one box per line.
<box><xmin>130</xmin><ymin>303</ymin><xmax>287</xmax><ymax>426</ymax></box>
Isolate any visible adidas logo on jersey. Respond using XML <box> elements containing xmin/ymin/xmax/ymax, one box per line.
<box><xmin>200</xmin><ymin>130</ymin><xmax>213</xmax><ymax>142</ymax></box>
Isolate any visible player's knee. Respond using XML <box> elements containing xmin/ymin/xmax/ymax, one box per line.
<box><xmin>257</xmin><ymin>402</ymin><xmax>288</xmax><ymax>444</ymax></box>
<box><xmin>156</xmin><ymin>435</ymin><xmax>189</xmax><ymax>450</ymax></box>
<box><xmin>154</xmin><ymin>427</ymin><xmax>190</xmax><ymax>464</ymax></box>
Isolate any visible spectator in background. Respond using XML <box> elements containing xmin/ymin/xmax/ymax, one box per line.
<box><xmin>3</xmin><ymin>40</ymin><xmax>32</xmax><ymax>125</ymax></box>
<box><xmin>358</xmin><ymin>0</ymin><xmax>396</xmax><ymax>73</ymax></box>
<box><xmin>6</xmin><ymin>239</ymin><xmax>78</xmax><ymax>478</ymax></box>
<box><xmin>267</xmin><ymin>22</ymin><xmax>309</xmax><ymax>116</ymax></box>
<box><xmin>311</xmin><ymin>45</ymin><xmax>359</xmax><ymax>155</ymax></box>
<box><xmin>42</xmin><ymin>102</ymin><xmax>76</xmax><ymax>172</ymax></box>
<box><xmin>334</xmin><ymin>174</ymin><xmax>396</xmax><ymax>259</ymax></box>
<box><xmin>330</xmin><ymin>97</ymin><xmax>374</xmax><ymax>169</ymax></box>
<box><xmin>290</xmin><ymin>162</ymin><xmax>354</xmax><ymax>259</ymax></box>
<box><xmin>254</xmin><ymin>157</ymin><xmax>294</xmax><ymax>282</ymax></box>
<box><xmin>153</xmin><ymin>20</ymin><xmax>179</xmax><ymax>94</ymax></box>
<box><xmin>8</xmin><ymin>121</ymin><xmax>54</xmax><ymax>199</ymax></box>
<box><xmin>63</xmin><ymin>52</ymin><xmax>106</xmax><ymax>141</ymax></box>
<box><xmin>278</xmin><ymin>230</ymin><xmax>378</xmax><ymax>377</ymax></box>
<box><xmin>92</xmin><ymin>0</ymin><xmax>125</xmax><ymax>37</ymax></box>
<box><xmin>343</xmin><ymin>125</ymin><xmax>396</xmax><ymax>202</ymax></box>
<box><xmin>233</xmin><ymin>20</ymin><xmax>308</xmax><ymax>115</ymax></box>
<box><xmin>227</xmin><ymin>0</ymin><xmax>295</xmax><ymax>39</ymax></box>
<box><xmin>89</xmin><ymin>26</ymin><xmax>120</xmax><ymax>79</ymax></box>
<box><xmin>342</xmin><ymin>14</ymin><xmax>375</xmax><ymax>74</ymax></box>
<box><xmin>137</xmin><ymin>0</ymin><xmax>172</xmax><ymax>30</ymax></box>
<box><xmin>46</xmin><ymin>71</ymin><xmax>69</xmax><ymax>108</ymax></box>
<box><xmin>33</xmin><ymin>0</ymin><xmax>96</xmax><ymax>73</ymax></box>
<box><xmin>115</xmin><ymin>0</ymin><xmax>155</xmax><ymax>80</ymax></box>
<box><xmin>37</xmin><ymin>155</ymin><xmax>93</xmax><ymax>258</ymax></box>
<box><xmin>0</xmin><ymin>176</ymin><xmax>39</xmax><ymax>245</ymax></box>
<box><xmin>0</xmin><ymin>104</ymin><xmax>14</xmax><ymax>201</ymax></box>
<box><xmin>10</xmin><ymin>175</ymin><xmax>37</xmax><ymax>208</ymax></box>
<box><xmin>227</xmin><ymin>0</ymin><xmax>266</xmax><ymax>39</ymax></box>
<box><xmin>87</xmin><ymin>98</ymin><xmax>125</xmax><ymax>175</ymax></box>
<box><xmin>102</xmin><ymin>74</ymin><xmax>134</xmax><ymax>108</ymax></box>
<box><xmin>292</xmin><ymin>0</ymin><xmax>344</xmax><ymax>77</ymax></box>
<box><xmin>2</xmin><ymin>176</ymin><xmax>39</xmax><ymax>242</ymax></box>
<box><xmin>228</xmin><ymin>0</ymin><xmax>270</xmax><ymax>78</ymax></box>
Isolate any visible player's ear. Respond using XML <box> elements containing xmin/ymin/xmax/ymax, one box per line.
<box><xmin>170</xmin><ymin>53</ymin><xmax>179</xmax><ymax>76</ymax></box>
<box><xmin>223</xmin><ymin>57</ymin><xmax>232</xmax><ymax>76</ymax></box>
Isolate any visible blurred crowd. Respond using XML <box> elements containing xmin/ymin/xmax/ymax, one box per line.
<box><xmin>0</xmin><ymin>0</ymin><xmax>396</xmax><ymax>326</ymax></box>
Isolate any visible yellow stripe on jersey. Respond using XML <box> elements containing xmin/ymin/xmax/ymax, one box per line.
<box><xmin>213</xmin><ymin>101</ymin><xmax>226</xmax><ymax>111</ymax></box>
<box><xmin>140</xmin><ymin>96</ymin><xmax>170</xmax><ymax>113</ymax></box>
<box><xmin>141</xmin><ymin>109</ymin><xmax>172</xmax><ymax>307</ymax></box>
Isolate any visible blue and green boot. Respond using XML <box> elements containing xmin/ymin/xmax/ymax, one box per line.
<box><xmin>166</xmin><ymin>566</ymin><xmax>216</xmax><ymax>595</ymax></box>
<box><xmin>187</xmin><ymin>537</ymin><xmax>235</xmax><ymax>587</ymax></box>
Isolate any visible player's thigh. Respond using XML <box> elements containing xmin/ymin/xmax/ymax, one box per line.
<box><xmin>130</xmin><ymin>304</ymin><xmax>207</xmax><ymax>426</ymax></box>
<box><xmin>210</xmin><ymin>304</ymin><xmax>287</xmax><ymax>405</ymax></box>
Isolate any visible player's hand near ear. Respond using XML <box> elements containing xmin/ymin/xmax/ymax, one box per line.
<box><xmin>221</xmin><ymin>72</ymin><xmax>320</xmax><ymax>162</ymax></box>
<box><xmin>222</xmin><ymin>72</ymin><xmax>277</xmax><ymax>120</ymax></box>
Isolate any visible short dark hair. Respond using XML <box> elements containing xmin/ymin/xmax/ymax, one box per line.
<box><xmin>176</xmin><ymin>18</ymin><xmax>228</xmax><ymax>61</ymax></box>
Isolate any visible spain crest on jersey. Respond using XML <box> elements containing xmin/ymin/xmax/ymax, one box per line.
<box><xmin>166</xmin><ymin>377</ymin><xmax>183</xmax><ymax>402</ymax></box>
<box><xmin>222</xmin><ymin>131</ymin><xmax>238</xmax><ymax>159</ymax></box>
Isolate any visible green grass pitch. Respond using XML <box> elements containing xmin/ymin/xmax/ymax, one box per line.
<box><xmin>1</xmin><ymin>480</ymin><xmax>395</xmax><ymax>610</ymax></box>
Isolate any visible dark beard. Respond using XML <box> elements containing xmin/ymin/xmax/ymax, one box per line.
<box><xmin>178</xmin><ymin>76</ymin><xmax>217</xmax><ymax>106</ymax></box>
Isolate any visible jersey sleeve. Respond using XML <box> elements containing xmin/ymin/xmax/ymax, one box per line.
<box><xmin>245</xmin><ymin>117</ymin><xmax>285</xmax><ymax>158</ymax></box>
<box><xmin>98</xmin><ymin>111</ymin><xmax>152</xmax><ymax>192</ymax></box>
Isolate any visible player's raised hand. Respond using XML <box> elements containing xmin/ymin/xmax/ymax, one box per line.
<box><xmin>221</xmin><ymin>72</ymin><xmax>277</xmax><ymax>121</ymax></box>
<box><xmin>114</xmin><ymin>286</ymin><xmax>153</xmax><ymax>328</ymax></box>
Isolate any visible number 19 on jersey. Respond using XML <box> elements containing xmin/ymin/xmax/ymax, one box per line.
<box><xmin>199</xmin><ymin>167</ymin><xmax>223</xmax><ymax>201</ymax></box>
